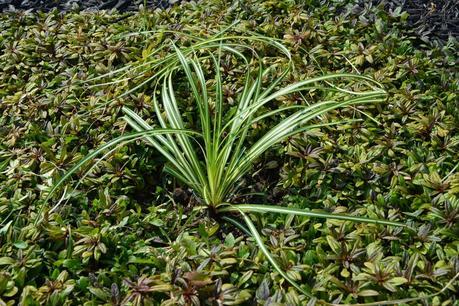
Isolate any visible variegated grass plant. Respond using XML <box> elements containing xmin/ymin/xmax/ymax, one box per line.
<box><xmin>40</xmin><ymin>32</ymin><xmax>411</xmax><ymax>301</ymax></box>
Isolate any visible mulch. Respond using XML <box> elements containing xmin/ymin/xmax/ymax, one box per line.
<box><xmin>380</xmin><ymin>0</ymin><xmax>458</xmax><ymax>42</ymax></box>
<box><xmin>0</xmin><ymin>0</ymin><xmax>457</xmax><ymax>43</ymax></box>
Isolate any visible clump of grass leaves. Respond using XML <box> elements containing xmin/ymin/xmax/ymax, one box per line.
<box><xmin>39</xmin><ymin>29</ymin><xmax>459</xmax><ymax>304</ymax></box>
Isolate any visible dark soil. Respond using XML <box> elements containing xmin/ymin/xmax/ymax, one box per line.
<box><xmin>379</xmin><ymin>0</ymin><xmax>458</xmax><ymax>41</ymax></box>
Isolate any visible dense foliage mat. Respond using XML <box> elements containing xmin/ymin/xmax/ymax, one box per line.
<box><xmin>0</xmin><ymin>0</ymin><xmax>458</xmax><ymax>305</ymax></box>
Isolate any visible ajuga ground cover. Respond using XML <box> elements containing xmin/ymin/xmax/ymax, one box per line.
<box><xmin>0</xmin><ymin>1</ymin><xmax>458</xmax><ymax>305</ymax></box>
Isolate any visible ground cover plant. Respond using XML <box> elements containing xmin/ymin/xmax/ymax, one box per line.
<box><xmin>45</xmin><ymin>31</ymin><xmax>410</xmax><ymax>301</ymax></box>
<box><xmin>0</xmin><ymin>0</ymin><xmax>458</xmax><ymax>305</ymax></box>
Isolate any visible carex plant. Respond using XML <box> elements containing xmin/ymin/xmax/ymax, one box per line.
<box><xmin>39</xmin><ymin>31</ymin><xmax>408</xmax><ymax>300</ymax></box>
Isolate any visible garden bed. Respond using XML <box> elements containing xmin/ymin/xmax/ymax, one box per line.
<box><xmin>0</xmin><ymin>0</ymin><xmax>458</xmax><ymax>305</ymax></box>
